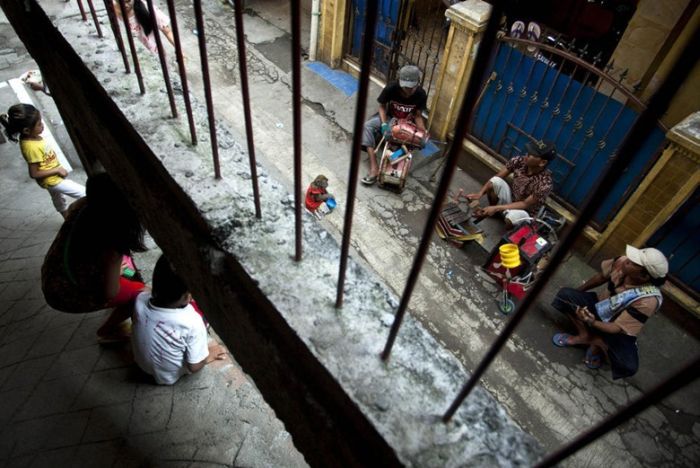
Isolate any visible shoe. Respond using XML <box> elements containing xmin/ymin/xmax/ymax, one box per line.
<box><xmin>584</xmin><ymin>347</ymin><xmax>603</xmax><ymax>369</ymax></box>
<box><xmin>361</xmin><ymin>175</ymin><xmax>377</xmax><ymax>185</ymax></box>
<box><xmin>552</xmin><ymin>332</ymin><xmax>573</xmax><ymax>348</ymax></box>
<box><xmin>510</xmin><ymin>20</ymin><xmax>525</xmax><ymax>39</ymax></box>
<box><xmin>526</xmin><ymin>22</ymin><xmax>541</xmax><ymax>53</ymax></box>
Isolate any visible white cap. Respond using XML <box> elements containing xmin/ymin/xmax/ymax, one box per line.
<box><xmin>626</xmin><ymin>245</ymin><xmax>669</xmax><ymax>279</ymax></box>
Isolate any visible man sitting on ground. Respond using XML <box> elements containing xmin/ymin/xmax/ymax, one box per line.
<box><xmin>360</xmin><ymin>64</ymin><xmax>427</xmax><ymax>185</ymax></box>
<box><xmin>466</xmin><ymin>140</ymin><xmax>556</xmax><ymax>228</ymax></box>
<box><xmin>551</xmin><ymin>246</ymin><xmax>667</xmax><ymax>379</ymax></box>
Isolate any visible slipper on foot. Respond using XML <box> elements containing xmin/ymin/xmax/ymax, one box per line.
<box><xmin>361</xmin><ymin>175</ymin><xmax>377</xmax><ymax>185</ymax></box>
<box><xmin>584</xmin><ymin>347</ymin><xmax>603</xmax><ymax>369</ymax></box>
<box><xmin>552</xmin><ymin>332</ymin><xmax>573</xmax><ymax>348</ymax></box>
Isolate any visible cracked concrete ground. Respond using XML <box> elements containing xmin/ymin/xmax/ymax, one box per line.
<box><xmin>0</xmin><ymin>0</ymin><xmax>698</xmax><ymax>466</ymax></box>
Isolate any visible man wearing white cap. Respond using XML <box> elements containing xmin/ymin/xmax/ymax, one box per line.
<box><xmin>551</xmin><ymin>245</ymin><xmax>668</xmax><ymax>379</ymax></box>
<box><xmin>360</xmin><ymin>64</ymin><xmax>427</xmax><ymax>185</ymax></box>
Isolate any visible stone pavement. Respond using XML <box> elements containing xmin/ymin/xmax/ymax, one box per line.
<box><xmin>0</xmin><ymin>7</ymin><xmax>307</xmax><ymax>466</ymax></box>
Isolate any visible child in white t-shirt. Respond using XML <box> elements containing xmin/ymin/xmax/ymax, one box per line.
<box><xmin>132</xmin><ymin>255</ymin><xmax>227</xmax><ymax>385</ymax></box>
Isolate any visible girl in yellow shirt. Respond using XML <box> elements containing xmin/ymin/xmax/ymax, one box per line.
<box><xmin>1</xmin><ymin>103</ymin><xmax>85</xmax><ymax>218</ymax></box>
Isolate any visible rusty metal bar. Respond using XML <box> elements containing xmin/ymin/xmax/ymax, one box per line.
<box><xmin>476</xmin><ymin>39</ymin><xmax>507</xmax><ymax>136</ymax></box>
<box><xmin>535</xmin><ymin>357</ymin><xmax>700</xmax><ymax>468</ymax></box>
<box><xmin>145</xmin><ymin>0</ymin><xmax>177</xmax><ymax>118</ymax></box>
<box><xmin>335</xmin><ymin>0</ymin><xmax>380</xmax><ymax>309</ymax></box>
<box><xmin>559</xmin><ymin>77</ymin><xmax>606</xmax><ymax>157</ymax></box>
<box><xmin>291</xmin><ymin>0</ymin><xmax>302</xmax><ymax>261</ymax></box>
<box><xmin>496</xmin><ymin>54</ymin><xmax>538</xmax><ymax>153</ymax></box>
<box><xmin>102</xmin><ymin>0</ymin><xmax>130</xmax><ymax>73</ymax></box>
<box><xmin>486</xmin><ymin>44</ymin><xmax>525</xmax><ymax>145</ymax></box>
<box><xmin>76</xmin><ymin>0</ymin><xmax>87</xmax><ymax>21</ymax></box>
<box><xmin>550</xmin><ymin>68</ymin><xmax>592</xmax><ymax>146</ymax></box>
<box><xmin>540</xmin><ymin>63</ymin><xmax>580</xmax><ymax>138</ymax></box>
<box><xmin>165</xmin><ymin>0</ymin><xmax>196</xmax><ymax>145</ymax></box>
<box><xmin>232</xmin><ymin>0</ymin><xmax>262</xmax><ymax>217</ymax></box>
<box><xmin>116</xmin><ymin>0</ymin><xmax>145</xmax><ymax>94</ymax></box>
<box><xmin>85</xmin><ymin>0</ymin><xmax>103</xmax><ymax>37</ymax></box>
<box><xmin>192</xmin><ymin>0</ymin><xmax>221</xmax><ymax>178</ymax></box>
<box><xmin>443</xmin><ymin>24</ymin><xmax>699</xmax><ymax>423</ymax></box>
<box><xmin>562</xmin><ymin>101</ymin><xmax>625</xmax><ymax>200</ymax></box>
<box><xmin>381</xmin><ymin>1</ymin><xmax>505</xmax><ymax>360</ymax></box>
<box><xmin>523</xmin><ymin>55</ymin><xmax>566</xmax><ymax>135</ymax></box>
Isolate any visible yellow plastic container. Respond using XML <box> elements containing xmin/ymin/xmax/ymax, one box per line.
<box><xmin>499</xmin><ymin>243</ymin><xmax>521</xmax><ymax>268</ymax></box>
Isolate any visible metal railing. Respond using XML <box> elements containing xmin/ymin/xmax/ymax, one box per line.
<box><xmin>65</xmin><ymin>0</ymin><xmax>700</xmax><ymax>464</ymax></box>
<box><xmin>468</xmin><ymin>33</ymin><xmax>669</xmax><ymax>226</ymax></box>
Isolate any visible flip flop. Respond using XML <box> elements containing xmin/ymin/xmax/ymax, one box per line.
<box><xmin>552</xmin><ymin>332</ymin><xmax>573</xmax><ymax>348</ymax></box>
<box><xmin>584</xmin><ymin>347</ymin><xmax>603</xmax><ymax>369</ymax></box>
<box><xmin>361</xmin><ymin>175</ymin><xmax>377</xmax><ymax>185</ymax></box>
<box><xmin>510</xmin><ymin>20</ymin><xmax>525</xmax><ymax>39</ymax></box>
<box><xmin>526</xmin><ymin>22</ymin><xmax>541</xmax><ymax>53</ymax></box>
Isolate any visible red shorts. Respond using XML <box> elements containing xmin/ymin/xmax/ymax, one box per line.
<box><xmin>107</xmin><ymin>277</ymin><xmax>146</xmax><ymax>308</ymax></box>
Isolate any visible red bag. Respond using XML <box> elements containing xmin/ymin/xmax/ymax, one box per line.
<box><xmin>390</xmin><ymin>119</ymin><xmax>429</xmax><ymax>148</ymax></box>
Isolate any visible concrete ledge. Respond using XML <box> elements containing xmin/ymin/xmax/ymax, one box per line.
<box><xmin>2</xmin><ymin>1</ymin><xmax>542</xmax><ymax>466</ymax></box>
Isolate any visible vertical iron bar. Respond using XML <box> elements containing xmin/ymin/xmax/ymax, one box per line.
<box><xmin>443</xmin><ymin>25</ymin><xmax>699</xmax><ymax>422</ymax></box>
<box><xmin>381</xmin><ymin>1</ymin><xmax>505</xmax><ymax>360</ymax></box>
<box><xmin>540</xmin><ymin>64</ymin><xmax>580</xmax><ymax>138</ymax></box>
<box><xmin>232</xmin><ymin>0</ymin><xmax>262</xmax><ymax>217</ymax></box>
<box><xmin>561</xmin><ymin>105</ymin><xmax>625</xmax><ymax>201</ymax></box>
<box><xmin>496</xmin><ymin>52</ymin><xmax>538</xmax><ymax>152</ymax></box>
<box><xmin>535</xmin><ymin>357</ymin><xmax>700</xmax><ymax>468</ymax></box>
<box><xmin>192</xmin><ymin>0</ymin><xmax>221</xmax><ymax>178</ymax></box>
<box><xmin>476</xmin><ymin>38</ymin><xmax>506</xmax><ymax>136</ymax></box>
<box><xmin>559</xmin><ymin>77</ymin><xmax>606</xmax><ymax>158</ymax></box>
<box><xmin>335</xmin><ymin>0</ymin><xmax>380</xmax><ymax>309</ymax></box>
<box><xmin>85</xmin><ymin>0</ymin><xmax>103</xmax><ymax>37</ymax></box>
<box><xmin>102</xmin><ymin>0</ymin><xmax>130</xmax><ymax>73</ymax></box>
<box><xmin>486</xmin><ymin>45</ymin><xmax>525</xmax><ymax>145</ymax></box>
<box><xmin>291</xmin><ymin>0</ymin><xmax>302</xmax><ymax>260</ymax></box>
<box><xmin>145</xmin><ymin>0</ymin><xmax>177</xmax><ymax>118</ymax></box>
<box><xmin>116</xmin><ymin>0</ymin><xmax>145</xmax><ymax>94</ymax></box>
<box><xmin>165</xmin><ymin>0</ymin><xmax>197</xmax><ymax>145</ymax></box>
<box><xmin>526</xmin><ymin>55</ymin><xmax>565</xmax><ymax>135</ymax></box>
<box><xmin>76</xmin><ymin>0</ymin><xmax>88</xmax><ymax>21</ymax></box>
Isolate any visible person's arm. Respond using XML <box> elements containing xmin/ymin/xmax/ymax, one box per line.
<box><xmin>378</xmin><ymin>104</ymin><xmax>388</xmax><ymax>125</ymax></box>
<box><xmin>187</xmin><ymin>344</ymin><xmax>228</xmax><ymax>373</ymax></box>
<box><xmin>479</xmin><ymin>193</ymin><xmax>536</xmax><ymax>217</ymax></box>
<box><xmin>28</xmin><ymin>162</ymin><xmax>67</xmax><ymax>180</ymax></box>
<box><xmin>102</xmin><ymin>250</ymin><xmax>123</xmax><ymax>301</ymax></box>
<box><xmin>576</xmin><ymin>307</ymin><xmax>623</xmax><ymax>334</ymax></box>
<box><xmin>578</xmin><ymin>272</ymin><xmax>607</xmax><ymax>291</ymax></box>
<box><xmin>414</xmin><ymin>112</ymin><xmax>426</xmax><ymax>131</ymax></box>
<box><xmin>466</xmin><ymin>166</ymin><xmax>511</xmax><ymax>200</ymax></box>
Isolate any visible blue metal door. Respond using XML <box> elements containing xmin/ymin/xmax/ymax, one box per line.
<box><xmin>470</xmin><ymin>41</ymin><xmax>666</xmax><ymax>226</ymax></box>
<box><xmin>347</xmin><ymin>0</ymin><xmax>402</xmax><ymax>77</ymax></box>
<box><xmin>647</xmin><ymin>188</ymin><xmax>700</xmax><ymax>297</ymax></box>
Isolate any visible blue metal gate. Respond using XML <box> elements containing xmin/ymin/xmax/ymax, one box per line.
<box><xmin>347</xmin><ymin>0</ymin><xmax>402</xmax><ymax>77</ymax></box>
<box><xmin>470</xmin><ymin>38</ymin><xmax>666</xmax><ymax>226</ymax></box>
<box><xmin>647</xmin><ymin>188</ymin><xmax>700</xmax><ymax>297</ymax></box>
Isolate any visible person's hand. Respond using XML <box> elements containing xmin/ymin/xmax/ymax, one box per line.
<box><xmin>576</xmin><ymin>306</ymin><xmax>595</xmax><ymax>325</ymax></box>
<box><xmin>57</xmin><ymin>167</ymin><xmax>68</xmax><ymax>178</ymax></box>
<box><xmin>481</xmin><ymin>205</ymin><xmax>500</xmax><ymax>217</ymax></box>
<box><xmin>206</xmin><ymin>344</ymin><xmax>228</xmax><ymax>363</ymax></box>
<box><xmin>465</xmin><ymin>193</ymin><xmax>481</xmax><ymax>201</ymax></box>
<box><xmin>380</xmin><ymin>122</ymin><xmax>390</xmax><ymax>135</ymax></box>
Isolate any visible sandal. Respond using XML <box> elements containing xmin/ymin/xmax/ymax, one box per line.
<box><xmin>584</xmin><ymin>347</ymin><xmax>603</xmax><ymax>370</ymax></box>
<box><xmin>97</xmin><ymin>322</ymin><xmax>132</xmax><ymax>345</ymax></box>
<box><xmin>510</xmin><ymin>20</ymin><xmax>525</xmax><ymax>39</ymax></box>
<box><xmin>361</xmin><ymin>175</ymin><xmax>377</xmax><ymax>185</ymax></box>
<box><xmin>552</xmin><ymin>332</ymin><xmax>573</xmax><ymax>348</ymax></box>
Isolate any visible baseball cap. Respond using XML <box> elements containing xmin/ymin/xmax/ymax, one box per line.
<box><xmin>525</xmin><ymin>140</ymin><xmax>557</xmax><ymax>161</ymax></box>
<box><xmin>626</xmin><ymin>245</ymin><xmax>669</xmax><ymax>279</ymax></box>
<box><xmin>399</xmin><ymin>65</ymin><xmax>421</xmax><ymax>88</ymax></box>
